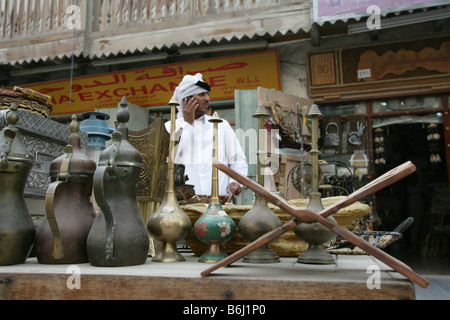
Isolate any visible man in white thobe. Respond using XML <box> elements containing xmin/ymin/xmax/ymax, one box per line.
<box><xmin>165</xmin><ymin>73</ymin><xmax>248</xmax><ymax>196</ymax></box>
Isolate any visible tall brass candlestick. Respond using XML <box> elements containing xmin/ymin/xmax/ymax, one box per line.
<box><xmin>238</xmin><ymin>104</ymin><xmax>281</xmax><ymax>263</ymax></box>
<box><xmin>147</xmin><ymin>97</ymin><xmax>192</xmax><ymax>262</ymax></box>
<box><xmin>193</xmin><ymin>112</ymin><xmax>236</xmax><ymax>263</ymax></box>
<box><xmin>294</xmin><ymin>104</ymin><xmax>337</xmax><ymax>265</ymax></box>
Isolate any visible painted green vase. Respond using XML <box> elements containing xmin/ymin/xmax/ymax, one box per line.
<box><xmin>194</xmin><ymin>203</ymin><xmax>236</xmax><ymax>263</ymax></box>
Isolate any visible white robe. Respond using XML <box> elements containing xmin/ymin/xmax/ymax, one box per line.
<box><xmin>165</xmin><ymin>115</ymin><xmax>248</xmax><ymax>196</ymax></box>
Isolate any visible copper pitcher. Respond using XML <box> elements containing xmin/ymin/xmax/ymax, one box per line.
<box><xmin>0</xmin><ymin>104</ymin><xmax>35</xmax><ymax>266</ymax></box>
<box><xmin>87</xmin><ymin>97</ymin><xmax>149</xmax><ymax>267</ymax></box>
<box><xmin>34</xmin><ymin>115</ymin><xmax>96</xmax><ymax>264</ymax></box>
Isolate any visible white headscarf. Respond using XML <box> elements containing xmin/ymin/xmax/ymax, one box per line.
<box><xmin>173</xmin><ymin>73</ymin><xmax>210</xmax><ymax>119</ymax></box>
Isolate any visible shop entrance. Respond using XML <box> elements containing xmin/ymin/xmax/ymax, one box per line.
<box><xmin>374</xmin><ymin>121</ymin><xmax>448</xmax><ymax>257</ymax></box>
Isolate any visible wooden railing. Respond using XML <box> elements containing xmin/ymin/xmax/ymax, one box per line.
<box><xmin>0</xmin><ymin>0</ymin><xmax>290</xmax><ymax>40</ymax></box>
<box><xmin>0</xmin><ymin>0</ymin><xmax>88</xmax><ymax>39</ymax></box>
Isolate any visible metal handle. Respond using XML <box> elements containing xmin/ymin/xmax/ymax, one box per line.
<box><xmin>0</xmin><ymin>128</ymin><xmax>16</xmax><ymax>169</ymax></box>
<box><xmin>45</xmin><ymin>181</ymin><xmax>65</xmax><ymax>259</ymax></box>
<box><xmin>93</xmin><ymin>166</ymin><xmax>116</xmax><ymax>261</ymax></box>
<box><xmin>43</xmin><ymin>145</ymin><xmax>74</xmax><ymax>260</ymax></box>
<box><xmin>325</xmin><ymin>122</ymin><xmax>339</xmax><ymax>134</ymax></box>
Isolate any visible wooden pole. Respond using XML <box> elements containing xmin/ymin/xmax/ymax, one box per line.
<box><xmin>201</xmin><ymin>161</ymin><xmax>429</xmax><ymax>289</ymax></box>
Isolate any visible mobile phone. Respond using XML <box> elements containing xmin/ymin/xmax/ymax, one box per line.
<box><xmin>185</xmin><ymin>96</ymin><xmax>193</xmax><ymax>101</ymax></box>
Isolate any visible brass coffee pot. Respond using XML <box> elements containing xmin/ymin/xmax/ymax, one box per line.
<box><xmin>35</xmin><ymin>115</ymin><xmax>96</xmax><ymax>264</ymax></box>
<box><xmin>87</xmin><ymin>97</ymin><xmax>149</xmax><ymax>267</ymax></box>
<box><xmin>0</xmin><ymin>104</ymin><xmax>35</xmax><ymax>265</ymax></box>
<box><xmin>147</xmin><ymin>97</ymin><xmax>192</xmax><ymax>262</ymax></box>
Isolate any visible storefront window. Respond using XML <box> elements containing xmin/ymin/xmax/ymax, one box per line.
<box><xmin>372</xmin><ymin>96</ymin><xmax>442</xmax><ymax>113</ymax></box>
<box><xmin>319</xmin><ymin>102</ymin><xmax>366</xmax><ymax>116</ymax></box>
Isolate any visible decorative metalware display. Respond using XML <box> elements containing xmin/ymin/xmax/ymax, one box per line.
<box><xmin>35</xmin><ymin>115</ymin><xmax>97</xmax><ymax>264</ymax></box>
<box><xmin>238</xmin><ymin>104</ymin><xmax>281</xmax><ymax>263</ymax></box>
<box><xmin>294</xmin><ymin>104</ymin><xmax>337</xmax><ymax>265</ymax></box>
<box><xmin>202</xmin><ymin>160</ymin><xmax>430</xmax><ymax>290</ymax></box>
<box><xmin>128</xmin><ymin>117</ymin><xmax>169</xmax><ymax>210</ymax></box>
<box><xmin>0</xmin><ymin>104</ymin><xmax>35</xmax><ymax>265</ymax></box>
<box><xmin>87</xmin><ymin>97</ymin><xmax>149</xmax><ymax>267</ymax></box>
<box><xmin>194</xmin><ymin>112</ymin><xmax>236</xmax><ymax>263</ymax></box>
<box><xmin>348</xmin><ymin>121</ymin><xmax>365</xmax><ymax>146</ymax></box>
<box><xmin>324</xmin><ymin>122</ymin><xmax>340</xmax><ymax>147</ymax></box>
<box><xmin>147</xmin><ymin>97</ymin><xmax>192</xmax><ymax>262</ymax></box>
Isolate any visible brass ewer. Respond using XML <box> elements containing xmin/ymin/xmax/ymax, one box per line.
<box><xmin>0</xmin><ymin>104</ymin><xmax>35</xmax><ymax>266</ymax></box>
<box><xmin>147</xmin><ymin>97</ymin><xmax>192</xmax><ymax>262</ymax></box>
<box><xmin>87</xmin><ymin>97</ymin><xmax>149</xmax><ymax>267</ymax></box>
<box><xmin>294</xmin><ymin>104</ymin><xmax>337</xmax><ymax>265</ymax></box>
<box><xmin>238</xmin><ymin>104</ymin><xmax>281</xmax><ymax>263</ymax></box>
<box><xmin>193</xmin><ymin>112</ymin><xmax>236</xmax><ymax>263</ymax></box>
<box><xmin>35</xmin><ymin>115</ymin><xmax>96</xmax><ymax>264</ymax></box>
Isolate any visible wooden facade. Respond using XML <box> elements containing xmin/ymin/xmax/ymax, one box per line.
<box><xmin>308</xmin><ymin>35</ymin><xmax>450</xmax><ymax>102</ymax></box>
<box><xmin>0</xmin><ymin>0</ymin><xmax>312</xmax><ymax>65</ymax></box>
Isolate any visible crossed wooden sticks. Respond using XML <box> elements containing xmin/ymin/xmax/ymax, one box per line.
<box><xmin>201</xmin><ymin>161</ymin><xmax>429</xmax><ymax>289</ymax></box>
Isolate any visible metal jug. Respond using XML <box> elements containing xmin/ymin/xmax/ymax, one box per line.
<box><xmin>0</xmin><ymin>104</ymin><xmax>35</xmax><ymax>266</ymax></box>
<box><xmin>35</xmin><ymin>115</ymin><xmax>96</xmax><ymax>264</ymax></box>
<box><xmin>87</xmin><ymin>97</ymin><xmax>149</xmax><ymax>267</ymax></box>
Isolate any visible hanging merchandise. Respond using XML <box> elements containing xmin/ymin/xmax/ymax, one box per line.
<box><xmin>321</xmin><ymin>116</ymin><xmax>342</xmax><ymax>155</ymax></box>
<box><xmin>348</xmin><ymin>121</ymin><xmax>366</xmax><ymax>146</ymax></box>
<box><xmin>373</xmin><ymin>128</ymin><xmax>386</xmax><ymax>166</ymax></box>
<box><xmin>427</xmin><ymin>124</ymin><xmax>442</xmax><ymax>164</ymax></box>
<box><xmin>346</xmin><ymin>115</ymin><xmax>367</xmax><ymax>154</ymax></box>
<box><xmin>324</xmin><ymin>122</ymin><xmax>340</xmax><ymax>147</ymax></box>
<box><xmin>268</xmin><ymin>101</ymin><xmax>303</xmax><ymax>149</ymax></box>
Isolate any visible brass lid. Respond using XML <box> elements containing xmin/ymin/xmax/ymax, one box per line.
<box><xmin>98</xmin><ymin>97</ymin><xmax>143</xmax><ymax>168</ymax></box>
<box><xmin>0</xmin><ymin>104</ymin><xmax>34</xmax><ymax>165</ymax></box>
<box><xmin>168</xmin><ymin>96</ymin><xmax>179</xmax><ymax>106</ymax></box>
<box><xmin>253</xmin><ymin>104</ymin><xmax>270</xmax><ymax>118</ymax></box>
<box><xmin>50</xmin><ymin>115</ymin><xmax>97</xmax><ymax>177</ymax></box>
<box><xmin>307</xmin><ymin>104</ymin><xmax>324</xmax><ymax>119</ymax></box>
<box><xmin>208</xmin><ymin>111</ymin><xmax>223</xmax><ymax>123</ymax></box>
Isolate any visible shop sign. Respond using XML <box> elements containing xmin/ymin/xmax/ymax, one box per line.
<box><xmin>17</xmin><ymin>50</ymin><xmax>280</xmax><ymax>115</ymax></box>
<box><xmin>308</xmin><ymin>35</ymin><xmax>450</xmax><ymax>101</ymax></box>
<box><xmin>313</xmin><ymin>0</ymin><xmax>449</xmax><ymax>22</ymax></box>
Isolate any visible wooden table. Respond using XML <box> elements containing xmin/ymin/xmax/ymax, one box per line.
<box><xmin>0</xmin><ymin>254</ymin><xmax>415</xmax><ymax>300</ymax></box>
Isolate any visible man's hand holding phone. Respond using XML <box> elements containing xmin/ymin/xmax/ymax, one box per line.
<box><xmin>182</xmin><ymin>96</ymin><xmax>197</xmax><ymax>125</ymax></box>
